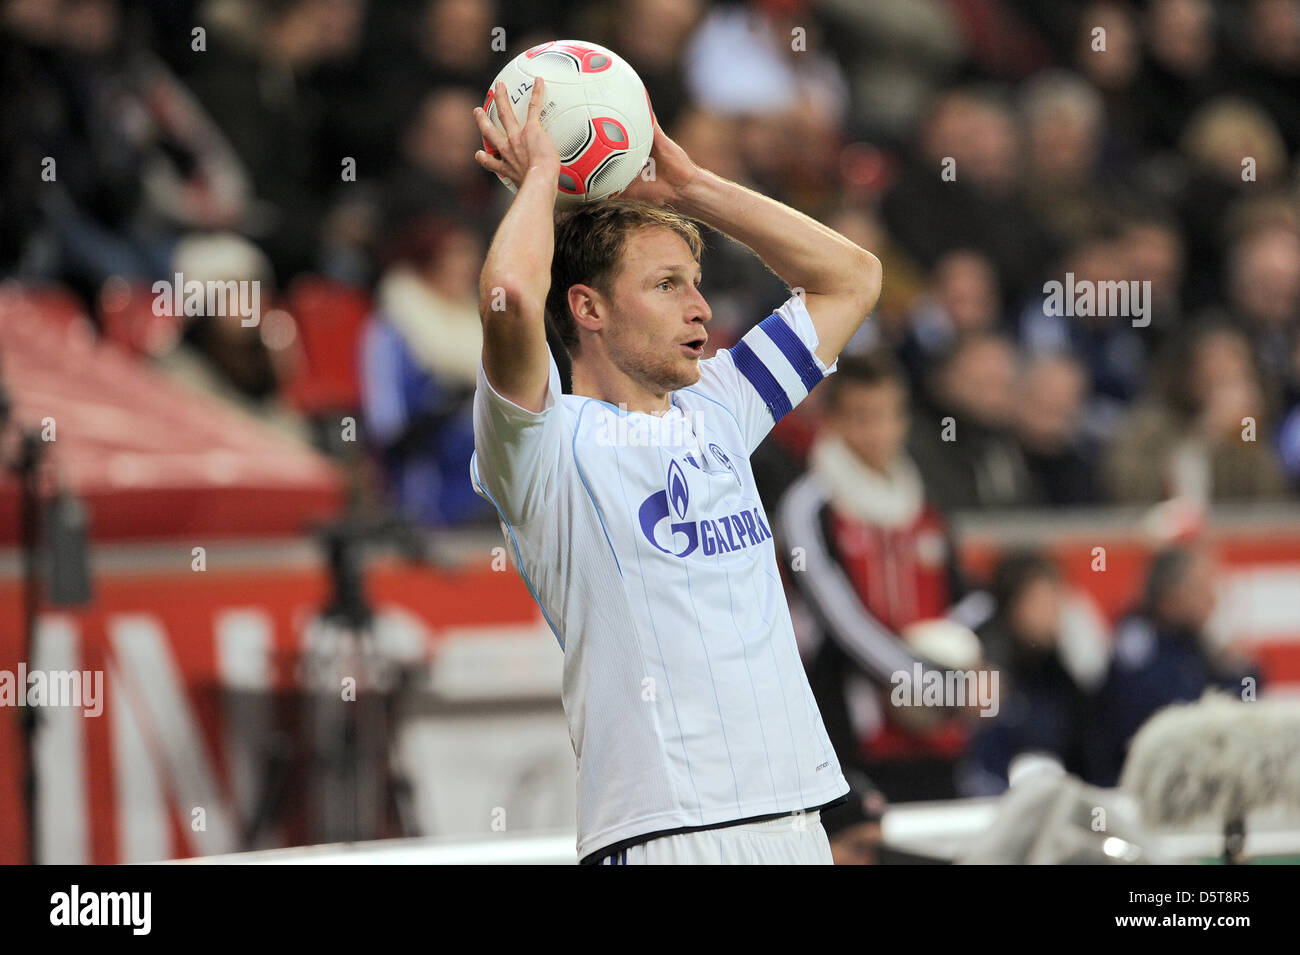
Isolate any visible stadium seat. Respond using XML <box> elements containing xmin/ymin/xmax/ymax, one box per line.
<box><xmin>283</xmin><ymin>277</ymin><xmax>372</xmax><ymax>415</ymax></box>
<box><xmin>97</xmin><ymin>279</ymin><xmax>183</xmax><ymax>357</ymax></box>
<box><xmin>0</xmin><ymin>282</ymin><xmax>95</xmax><ymax>338</ymax></box>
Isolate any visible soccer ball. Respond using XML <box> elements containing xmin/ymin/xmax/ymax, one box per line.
<box><xmin>482</xmin><ymin>40</ymin><xmax>655</xmax><ymax>207</ymax></box>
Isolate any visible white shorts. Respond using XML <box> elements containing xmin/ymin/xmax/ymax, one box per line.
<box><xmin>596</xmin><ymin>811</ymin><xmax>833</xmax><ymax>865</ymax></box>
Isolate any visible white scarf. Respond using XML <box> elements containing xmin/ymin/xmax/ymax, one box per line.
<box><xmin>808</xmin><ymin>433</ymin><xmax>925</xmax><ymax>529</ymax></box>
<box><xmin>376</xmin><ymin>267</ymin><xmax>482</xmax><ymax>388</ymax></box>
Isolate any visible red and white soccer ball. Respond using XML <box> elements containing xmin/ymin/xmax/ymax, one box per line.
<box><xmin>482</xmin><ymin>40</ymin><xmax>655</xmax><ymax>207</ymax></box>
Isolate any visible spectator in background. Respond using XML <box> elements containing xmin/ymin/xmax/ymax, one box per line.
<box><xmin>1280</xmin><ymin>374</ymin><xmax>1300</xmax><ymax>486</ymax></box>
<box><xmin>1225</xmin><ymin>220</ymin><xmax>1300</xmax><ymax>407</ymax></box>
<box><xmin>189</xmin><ymin>0</ymin><xmax>366</xmax><ymax>280</ymax></box>
<box><xmin>360</xmin><ymin>216</ymin><xmax>490</xmax><ymax>527</ymax></box>
<box><xmin>882</xmin><ymin>87</ymin><xmax>1054</xmax><ymax>306</ymax></box>
<box><xmin>1105</xmin><ymin>319</ymin><xmax>1287</xmax><ymax>503</ymax></box>
<box><xmin>2</xmin><ymin>0</ymin><xmax>253</xmax><ymax>301</ymax></box>
<box><xmin>816</xmin><ymin>0</ymin><xmax>964</xmax><ymax>144</ymax></box>
<box><xmin>1116</xmin><ymin>210</ymin><xmax>1187</xmax><ymax>359</ymax></box>
<box><xmin>898</xmin><ymin>249</ymin><xmax>1003</xmax><ymax>396</ymax></box>
<box><xmin>683</xmin><ymin>0</ymin><xmax>851</xmax><ymax>205</ymax></box>
<box><xmin>944</xmin><ymin>0</ymin><xmax>1054</xmax><ymax>81</ymax></box>
<box><xmin>1086</xmin><ymin>546</ymin><xmax>1261</xmax><ymax>787</ymax></box>
<box><xmin>1073</xmin><ymin>1</ymin><xmax>1146</xmax><ymax>167</ymax></box>
<box><xmin>779</xmin><ymin>350</ymin><xmax>980</xmax><ymax>801</ymax></box>
<box><xmin>1136</xmin><ymin>0</ymin><xmax>1223</xmax><ymax>152</ymax></box>
<box><xmin>383</xmin><ymin>0</ymin><xmax>498</xmax><ymax>112</ymax></box>
<box><xmin>335</xmin><ymin>0</ymin><xmax>498</xmax><ymax>192</ymax></box>
<box><xmin>825</xmin><ymin>206</ymin><xmax>928</xmax><ymax>349</ymax></box>
<box><xmin>909</xmin><ymin>332</ymin><xmax>1034</xmax><ymax>510</ymax></box>
<box><xmin>1018</xmin><ymin>69</ymin><xmax>1117</xmax><ymax>249</ymax></box>
<box><xmin>0</xmin><ymin>0</ymin><xmax>59</xmax><ymax>274</ymax></box>
<box><xmin>154</xmin><ymin>232</ymin><xmax>310</xmax><ymax>444</ymax></box>
<box><xmin>959</xmin><ymin>551</ymin><xmax>1091</xmax><ymax>796</ymax></box>
<box><xmin>592</xmin><ymin>0</ymin><xmax>702</xmax><ymax>133</ymax></box>
<box><xmin>1227</xmin><ymin>0</ymin><xmax>1300</xmax><ymax>154</ymax></box>
<box><xmin>383</xmin><ymin>86</ymin><xmax>497</xmax><ymax>243</ymax></box>
<box><xmin>417</xmin><ymin>0</ymin><xmax>497</xmax><ymax>87</ymax></box>
<box><xmin>1018</xmin><ymin>229</ymin><xmax>1147</xmax><ymax>424</ymax></box>
<box><xmin>1013</xmin><ymin>355</ymin><xmax>1098</xmax><ymax>505</ymax></box>
<box><xmin>1176</xmin><ymin>96</ymin><xmax>1290</xmax><ymax>311</ymax></box>
<box><xmin>1221</xmin><ymin>217</ymin><xmax>1300</xmax><ymax>486</ymax></box>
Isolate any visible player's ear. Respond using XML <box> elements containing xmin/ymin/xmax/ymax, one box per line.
<box><xmin>568</xmin><ymin>283</ymin><xmax>605</xmax><ymax>336</ymax></box>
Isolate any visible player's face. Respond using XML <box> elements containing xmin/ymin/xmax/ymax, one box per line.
<box><xmin>605</xmin><ymin>227</ymin><xmax>711</xmax><ymax>394</ymax></box>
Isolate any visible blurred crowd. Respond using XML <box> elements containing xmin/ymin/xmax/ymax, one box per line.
<box><xmin>5</xmin><ymin>0</ymin><xmax>1300</xmax><ymax>522</ymax></box>
<box><xmin>777</xmin><ymin>347</ymin><xmax>1261</xmax><ymax>807</ymax></box>
<box><xmin>2</xmin><ymin>0</ymin><xmax>1291</xmax><ymax>819</ymax></box>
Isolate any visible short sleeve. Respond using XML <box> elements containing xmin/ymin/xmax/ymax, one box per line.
<box><xmin>470</xmin><ymin>350</ymin><xmax>567</xmax><ymax>525</ymax></box>
<box><xmin>691</xmin><ymin>292</ymin><xmax>837</xmax><ymax>453</ymax></box>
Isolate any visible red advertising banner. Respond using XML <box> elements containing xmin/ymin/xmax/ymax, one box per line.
<box><xmin>2</xmin><ymin>516</ymin><xmax>1298</xmax><ymax>863</ymax></box>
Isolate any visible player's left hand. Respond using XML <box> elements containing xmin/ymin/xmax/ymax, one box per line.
<box><xmin>617</xmin><ymin>115</ymin><xmax>699</xmax><ymax>207</ymax></box>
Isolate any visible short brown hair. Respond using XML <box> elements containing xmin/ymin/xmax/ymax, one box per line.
<box><xmin>823</xmin><ymin>348</ymin><xmax>907</xmax><ymax>410</ymax></box>
<box><xmin>546</xmin><ymin>200</ymin><xmax>704</xmax><ymax>355</ymax></box>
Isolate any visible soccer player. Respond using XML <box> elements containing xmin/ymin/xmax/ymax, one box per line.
<box><xmin>469</xmin><ymin>78</ymin><xmax>882</xmax><ymax>864</ymax></box>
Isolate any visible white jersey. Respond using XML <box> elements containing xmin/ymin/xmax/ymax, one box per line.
<box><xmin>470</xmin><ymin>293</ymin><xmax>849</xmax><ymax>862</ymax></box>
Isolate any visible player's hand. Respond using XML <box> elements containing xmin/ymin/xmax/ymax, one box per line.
<box><xmin>474</xmin><ymin>78</ymin><xmax>561</xmax><ymax>188</ymax></box>
<box><xmin>617</xmin><ymin>114</ymin><xmax>700</xmax><ymax>207</ymax></box>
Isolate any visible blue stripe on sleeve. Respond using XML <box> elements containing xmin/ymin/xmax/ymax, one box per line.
<box><xmin>758</xmin><ymin>313</ymin><xmax>824</xmax><ymax>393</ymax></box>
<box><xmin>730</xmin><ymin>339</ymin><xmax>793</xmax><ymax>423</ymax></box>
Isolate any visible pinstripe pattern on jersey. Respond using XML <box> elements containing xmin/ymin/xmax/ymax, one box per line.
<box><xmin>470</xmin><ymin>454</ymin><xmax>566</xmax><ymax>649</ymax></box>
<box><xmin>608</xmin><ymin>437</ymin><xmax>703</xmax><ymax>822</ymax></box>
<box><xmin>655</xmin><ymin>442</ymin><xmax>745</xmax><ymax>813</ymax></box>
<box><xmin>572</xmin><ymin>400</ymin><xmax>626</xmax><ymax>576</ymax></box>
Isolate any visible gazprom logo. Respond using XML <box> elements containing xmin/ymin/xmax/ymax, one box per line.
<box><xmin>668</xmin><ymin>460</ymin><xmax>689</xmax><ymax>519</ymax></box>
<box><xmin>638</xmin><ymin>457</ymin><xmax>773</xmax><ymax>559</ymax></box>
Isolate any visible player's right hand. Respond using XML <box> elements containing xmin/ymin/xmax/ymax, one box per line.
<box><xmin>474</xmin><ymin>77</ymin><xmax>561</xmax><ymax>188</ymax></box>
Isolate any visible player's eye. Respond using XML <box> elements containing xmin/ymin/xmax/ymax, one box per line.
<box><xmin>657</xmin><ymin>279</ymin><xmax>674</xmax><ymax>291</ymax></box>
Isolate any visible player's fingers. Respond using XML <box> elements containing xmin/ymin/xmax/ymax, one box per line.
<box><xmin>494</xmin><ymin>81</ymin><xmax>520</xmax><ymax>135</ymax></box>
<box><xmin>473</xmin><ymin>148</ymin><xmax>510</xmax><ymax>178</ymax></box>
<box><xmin>525</xmin><ymin>76</ymin><xmax>546</xmax><ymax>125</ymax></box>
<box><xmin>473</xmin><ymin>106</ymin><xmax>507</xmax><ymax>154</ymax></box>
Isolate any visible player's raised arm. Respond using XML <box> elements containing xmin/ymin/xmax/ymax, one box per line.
<box><xmin>472</xmin><ymin>78</ymin><xmax>562</xmax><ymax>413</ymax></box>
<box><xmin>622</xmin><ymin>123</ymin><xmax>882</xmax><ymax>368</ymax></box>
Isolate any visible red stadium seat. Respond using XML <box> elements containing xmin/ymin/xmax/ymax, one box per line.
<box><xmin>283</xmin><ymin>277</ymin><xmax>371</xmax><ymax>415</ymax></box>
<box><xmin>97</xmin><ymin>279</ymin><xmax>183</xmax><ymax>357</ymax></box>
<box><xmin>0</xmin><ymin>282</ymin><xmax>95</xmax><ymax>338</ymax></box>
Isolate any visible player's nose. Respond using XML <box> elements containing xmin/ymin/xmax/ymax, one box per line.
<box><xmin>687</xmin><ymin>285</ymin><xmax>712</xmax><ymax>325</ymax></box>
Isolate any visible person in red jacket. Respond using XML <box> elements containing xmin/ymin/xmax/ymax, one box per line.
<box><xmin>778</xmin><ymin>348</ymin><xmax>990</xmax><ymax>801</ymax></box>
